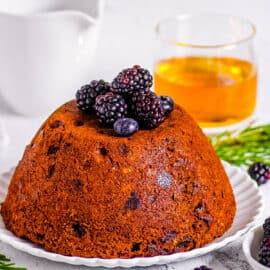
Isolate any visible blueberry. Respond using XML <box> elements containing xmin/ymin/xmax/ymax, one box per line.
<box><xmin>160</xmin><ymin>96</ymin><xmax>174</xmax><ymax>116</ymax></box>
<box><xmin>113</xmin><ymin>118</ymin><xmax>139</xmax><ymax>137</ymax></box>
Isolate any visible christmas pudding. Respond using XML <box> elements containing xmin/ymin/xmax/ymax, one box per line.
<box><xmin>1</xmin><ymin>66</ymin><xmax>236</xmax><ymax>258</ymax></box>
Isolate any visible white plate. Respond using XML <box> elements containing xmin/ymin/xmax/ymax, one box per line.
<box><xmin>0</xmin><ymin>162</ymin><xmax>264</xmax><ymax>268</ymax></box>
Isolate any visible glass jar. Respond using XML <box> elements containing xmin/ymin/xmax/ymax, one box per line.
<box><xmin>154</xmin><ymin>13</ymin><xmax>257</xmax><ymax>128</ymax></box>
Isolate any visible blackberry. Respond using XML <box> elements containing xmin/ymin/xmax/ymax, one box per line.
<box><xmin>263</xmin><ymin>217</ymin><xmax>270</xmax><ymax>237</ymax></box>
<box><xmin>95</xmin><ymin>92</ymin><xmax>128</xmax><ymax>126</ymax></box>
<box><xmin>112</xmin><ymin>65</ymin><xmax>152</xmax><ymax>95</ymax></box>
<box><xmin>160</xmin><ymin>96</ymin><xmax>174</xmax><ymax>116</ymax></box>
<box><xmin>248</xmin><ymin>162</ymin><xmax>270</xmax><ymax>185</ymax></box>
<box><xmin>259</xmin><ymin>237</ymin><xmax>270</xmax><ymax>267</ymax></box>
<box><xmin>131</xmin><ymin>89</ymin><xmax>165</xmax><ymax>129</ymax></box>
<box><xmin>113</xmin><ymin>118</ymin><xmax>139</xmax><ymax>137</ymax></box>
<box><xmin>76</xmin><ymin>80</ymin><xmax>110</xmax><ymax>113</ymax></box>
<box><xmin>193</xmin><ymin>266</ymin><xmax>213</xmax><ymax>270</ymax></box>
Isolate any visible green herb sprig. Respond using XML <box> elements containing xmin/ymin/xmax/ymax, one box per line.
<box><xmin>209</xmin><ymin>124</ymin><xmax>270</xmax><ymax>167</ymax></box>
<box><xmin>0</xmin><ymin>254</ymin><xmax>27</xmax><ymax>270</ymax></box>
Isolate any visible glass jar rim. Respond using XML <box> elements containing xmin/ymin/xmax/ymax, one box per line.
<box><xmin>156</xmin><ymin>13</ymin><xmax>256</xmax><ymax>49</ymax></box>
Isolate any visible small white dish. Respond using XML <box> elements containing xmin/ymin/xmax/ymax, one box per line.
<box><xmin>243</xmin><ymin>225</ymin><xmax>269</xmax><ymax>270</ymax></box>
<box><xmin>0</xmin><ymin>162</ymin><xmax>264</xmax><ymax>268</ymax></box>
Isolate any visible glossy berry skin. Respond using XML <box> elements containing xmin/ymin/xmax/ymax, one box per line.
<box><xmin>131</xmin><ymin>89</ymin><xmax>165</xmax><ymax>129</ymax></box>
<box><xmin>160</xmin><ymin>96</ymin><xmax>174</xmax><ymax>116</ymax></box>
<box><xmin>112</xmin><ymin>65</ymin><xmax>152</xmax><ymax>95</ymax></box>
<box><xmin>248</xmin><ymin>162</ymin><xmax>270</xmax><ymax>185</ymax></box>
<box><xmin>76</xmin><ymin>80</ymin><xmax>110</xmax><ymax>113</ymax></box>
<box><xmin>113</xmin><ymin>118</ymin><xmax>139</xmax><ymax>137</ymax></box>
<box><xmin>193</xmin><ymin>266</ymin><xmax>213</xmax><ymax>270</ymax></box>
<box><xmin>95</xmin><ymin>92</ymin><xmax>128</xmax><ymax>126</ymax></box>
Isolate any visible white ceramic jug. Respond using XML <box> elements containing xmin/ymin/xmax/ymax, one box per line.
<box><xmin>0</xmin><ymin>0</ymin><xmax>103</xmax><ymax>116</ymax></box>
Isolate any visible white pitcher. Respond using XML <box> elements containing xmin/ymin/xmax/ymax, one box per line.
<box><xmin>0</xmin><ymin>0</ymin><xmax>103</xmax><ymax>116</ymax></box>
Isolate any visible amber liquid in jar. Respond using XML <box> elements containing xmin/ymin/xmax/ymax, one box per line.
<box><xmin>154</xmin><ymin>56</ymin><xmax>257</xmax><ymax>127</ymax></box>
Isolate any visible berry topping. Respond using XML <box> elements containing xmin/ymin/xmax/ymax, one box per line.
<box><xmin>95</xmin><ymin>92</ymin><xmax>128</xmax><ymax>126</ymax></box>
<box><xmin>75</xmin><ymin>65</ymin><xmax>174</xmax><ymax>136</ymax></box>
<box><xmin>160</xmin><ymin>96</ymin><xmax>174</xmax><ymax>116</ymax></box>
<box><xmin>259</xmin><ymin>236</ymin><xmax>270</xmax><ymax>267</ymax></box>
<box><xmin>193</xmin><ymin>266</ymin><xmax>212</xmax><ymax>270</ymax></box>
<box><xmin>248</xmin><ymin>162</ymin><xmax>270</xmax><ymax>185</ymax></box>
<box><xmin>259</xmin><ymin>217</ymin><xmax>270</xmax><ymax>267</ymax></box>
<box><xmin>76</xmin><ymin>80</ymin><xmax>110</xmax><ymax>113</ymax></box>
<box><xmin>112</xmin><ymin>65</ymin><xmax>152</xmax><ymax>95</ymax></box>
<box><xmin>263</xmin><ymin>217</ymin><xmax>270</xmax><ymax>237</ymax></box>
<box><xmin>131</xmin><ymin>89</ymin><xmax>165</xmax><ymax>129</ymax></box>
<box><xmin>113</xmin><ymin>118</ymin><xmax>139</xmax><ymax>137</ymax></box>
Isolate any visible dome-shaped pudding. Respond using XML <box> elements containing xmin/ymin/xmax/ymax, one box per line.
<box><xmin>1</xmin><ymin>100</ymin><xmax>236</xmax><ymax>258</ymax></box>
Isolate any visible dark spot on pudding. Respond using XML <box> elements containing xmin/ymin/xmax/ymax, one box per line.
<box><xmin>50</xmin><ymin>120</ymin><xmax>64</xmax><ymax>129</ymax></box>
<box><xmin>125</xmin><ymin>192</ymin><xmax>140</xmax><ymax>210</ymax></box>
<box><xmin>151</xmin><ymin>240</ymin><xmax>157</xmax><ymax>245</ymax></box>
<box><xmin>72</xmin><ymin>222</ymin><xmax>86</xmax><ymax>237</ymax></box>
<box><xmin>74</xmin><ymin>179</ymin><xmax>83</xmax><ymax>189</ymax></box>
<box><xmin>159</xmin><ymin>229</ymin><xmax>177</xmax><ymax>243</ymax></box>
<box><xmin>100</xmin><ymin>147</ymin><xmax>108</xmax><ymax>156</ymax></box>
<box><xmin>166</xmin><ymin>142</ymin><xmax>175</xmax><ymax>153</ymax></box>
<box><xmin>118</xmin><ymin>144</ymin><xmax>129</xmax><ymax>155</ymax></box>
<box><xmin>83</xmin><ymin>160</ymin><xmax>92</xmax><ymax>170</ymax></box>
<box><xmin>131</xmin><ymin>242</ymin><xmax>141</xmax><ymax>252</ymax></box>
<box><xmin>47</xmin><ymin>165</ymin><xmax>55</xmax><ymax>178</ymax></box>
<box><xmin>172</xmin><ymin>193</ymin><xmax>175</xmax><ymax>201</ymax></box>
<box><xmin>36</xmin><ymin>233</ymin><xmax>45</xmax><ymax>240</ymax></box>
<box><xmin>147</xmin><ymin>242</ymin><xmax>167</xmax><ymax>255</ymax></box>
<box><xmin>201</xmin><ymin>215</ymin><xmax>213</xmax><ymax>227</ymax></box>
<box><xmin>176</xmin><ymin>236</ymin><xmax>195</xmax><ymax>250</ymax></box>
<box><xmin>64</xmin><ymin>143</ymin><xmax>71</xmax><ymax>150</ymax></box>
<box><xmin>21</xmin><ymin>235</ymin><xmax>30</xmax><ymax>241</ymax></box>
<box><xmin>74</xmin><ymin>120</ymin><xmax>84</xmax><ymax>127</ymax></box>
<box><xmin>47</xmin><ymin>146</ymin><xmax>59</xmax><ymax>155</ymax></box>
<box><xmin>195</xmin><ymin>202</ymin><xmax>204</xmax><ymax>214</ymax></box>
<box><xmin>157</xmin><ymin>171</ymin><xmax>172</xmax><ymax>188</ymax></box>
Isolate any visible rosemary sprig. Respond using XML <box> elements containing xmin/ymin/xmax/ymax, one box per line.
<box><xmin>209</xmin><ymin>124</ymin><xmax>270</xmax><ymax>166</ymax></box>
<box><xmin>0</xmin><ymin>254</ymin><xmax>27</xmax><ymax>270</ymax></box>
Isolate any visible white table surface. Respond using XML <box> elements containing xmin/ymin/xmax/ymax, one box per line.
<box><xmin>0</xmin><ymin>1</ymin><xmax>270</xmax><ymax>269</ymax></box>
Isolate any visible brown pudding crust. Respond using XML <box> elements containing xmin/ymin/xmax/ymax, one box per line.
<box><xmin>1</xmin><ymin>100</ymin><xmax>236</xmax><ymax>258</ymax></box>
